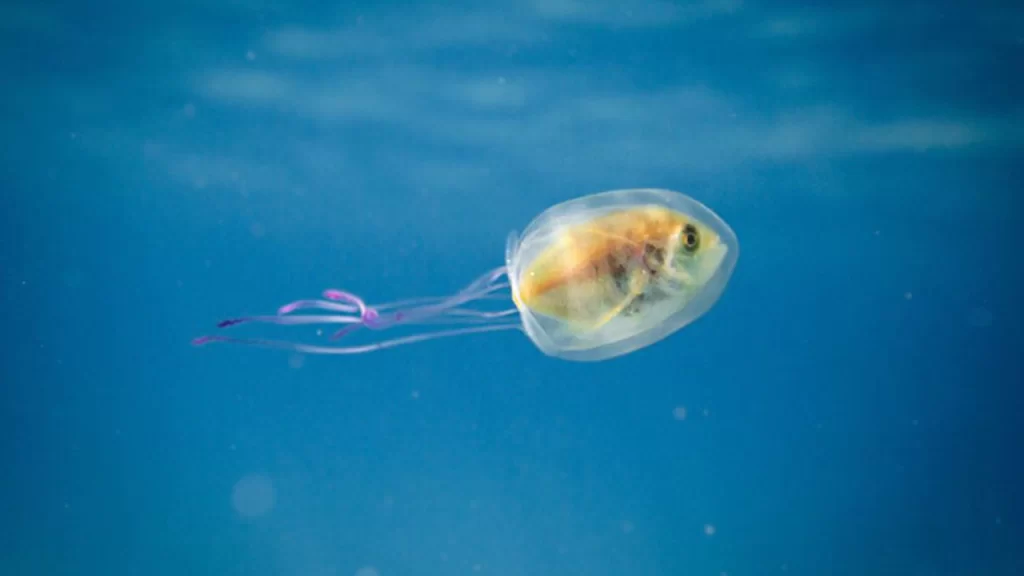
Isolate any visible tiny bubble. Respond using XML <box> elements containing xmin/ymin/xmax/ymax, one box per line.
<box><xmin>246</xmin><ymin>50</ymin><xmax>256</xmax><ymax>61</ymax></box>
<box><xmin>704</xmin><ymin>523</ymin><xmax>716</xmax><ymax>536</ymax></box>
<box><xmin>410</xmin><ymin>390</ymin><xmax>420</xmax><ymax>399</ymax></box>
<box><xmin>904</xmin><ymin>292</ymin><xmax>913</xmax><ymax>300</ymax></box>
<box><xmin>672</xmin><ymin>406</ymin><xmax>687</xmax><ymax>420</ymax></box>
<box><xmin>231</xmin><ymin>473</ymin><xmax>275</xmax><ymax>518</ymax></box>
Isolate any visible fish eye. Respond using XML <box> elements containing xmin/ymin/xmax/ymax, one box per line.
<box><xmin>681</xmin><ymin>224</ymin><xmax>700</xmax><ymax>253</ymax></box>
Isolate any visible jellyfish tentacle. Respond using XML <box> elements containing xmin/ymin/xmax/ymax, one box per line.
<box><xmin>194</xmin><ymin>266</ymin><xmax>519</xmax><ymax>354</ymax></box>
<box><xmin>324</xmin><ymin>268</ymin><xmax>509</xmax><ymax>340</ymax></box>
<box><xmin>321</xmin><ymin>290</ymin><xmax>383</xmax><ymax>339</ymax></box>
<box><xmin>214</xmin><ymin>314</ymin><xmax>361</xmax><ymax>329</ymax></box>
<box><xmin>444</xmin><ymin>308</ymin><xmax>519</xmax><ymax>319</ymax></box>
<box><xmin>384</xmin><ymin>267</ymin><xmax>508</xmax><ymax>324</ymax></box>
<box><xmin>192</xmin><ymin>322</ymin><xmax>522</xmax><ymax>354</ymax></box>
<box><xmin>277</xmin><ymin>299</ymin><xmax>358</xmax><ymax>315</ymax></box>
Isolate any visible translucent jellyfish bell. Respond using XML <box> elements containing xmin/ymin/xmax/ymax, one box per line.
<box><xmin>506</xmin><ymin>188</ymin><xmax>739</xmax><ymax>361</ymax></box>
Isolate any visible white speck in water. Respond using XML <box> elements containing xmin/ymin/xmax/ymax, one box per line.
<box><xmin>704</xmin><ymin>523</ymin><xmax>716</xmax><ymax>536</ymax></box>
<box><xmin>354</xmin><ymin>567</ymin><xmax>379</xmax><ymax>576</ymax></box>
<box><xmin>246</xmin><ymin>50</ymin><xmax>256</xmax><ymax>61</ymax></box>
<box><xmin>672</xmin><ymin>406</ymin><xmax>687</xmax><ymax>421</ymax></box>
<box><xmin>231</xmin><ymin>474</ymin><xmax>275</xmax><ymax>518</ymax></box>
<box><xmin>904</xmin><ymin>291</ymin><xmax>913</xmax><ymax>300</ymax></box>
<box><xmin>410</xmin><ymin>390</ymin><xmax>420</xmax><ymax>399</ymax></box>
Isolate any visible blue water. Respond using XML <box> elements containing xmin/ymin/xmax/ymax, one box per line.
<box><xmin>4</xmin><ymin>1</ymin><xmax>1022</xmax><ymax>575</ymax></box>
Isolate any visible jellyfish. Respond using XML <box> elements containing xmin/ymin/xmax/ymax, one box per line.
<box><xmin>192</xmin><ymin>188</ymin><xmax>739</xmax><ymax>362</ymax></box>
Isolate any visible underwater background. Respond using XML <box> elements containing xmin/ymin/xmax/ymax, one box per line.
<box><xmin>3</xmin><ymin>1</ymin><xmax>1023</xmax><ymax>575</ymax></box>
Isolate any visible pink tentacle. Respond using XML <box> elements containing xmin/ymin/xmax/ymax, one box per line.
<box><xmin>277</xmin><ymin>299</ymin><xmax>358</xmax><ymax>315</ymax></box>
<box><xmin>216</xmin><ymin>314</ymin><xmax>361</xmax><ymax>328</ymax></box>
<box><xmin>194</xmin><ymin>266</ymin><xmax>518</xmax><ymax>354</ymax></box>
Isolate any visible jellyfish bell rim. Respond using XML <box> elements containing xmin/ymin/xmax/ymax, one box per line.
<box><xmin>505</xmin><ymin>188</ymin><xmax>739</xmax><ymax>362</ymax></box>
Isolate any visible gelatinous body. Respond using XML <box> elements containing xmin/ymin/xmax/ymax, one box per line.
<box><xmin>507</xmin><ymin>188</ymin><xmax>737</xmax><ymax>361</ymax></box>
<box><xmin>193</xmin><ymin>188</ymin><xmax>738</xmax><ymax>362</ymax></box>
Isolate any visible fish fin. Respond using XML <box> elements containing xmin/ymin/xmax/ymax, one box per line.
<box><xmin>569</xmin><ymin>270</ymin><xmax>649</xmax><ymax>333</ymax></box>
